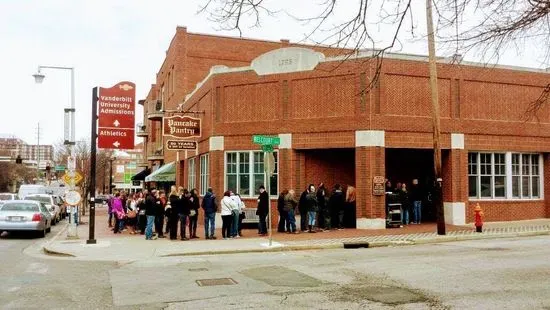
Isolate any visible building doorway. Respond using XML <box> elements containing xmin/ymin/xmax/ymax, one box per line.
<box><xmin>302</xmin><ymin>148</ymin><xmax>356</xmax><ymax>228</ymax></box>
<box><xmin>385</xmin><ymin>148</ymin><xmax>436</xmax><ymax>222</ymax></box>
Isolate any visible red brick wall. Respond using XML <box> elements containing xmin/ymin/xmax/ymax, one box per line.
<box><xmin>162</xmin><ymin>36</ymin><xmax>550</xmax><ymax>223</ymax></box>
<box><xmin>466</xmin><ymin>201</ymin><xmax>546</xmax><ymax>222</ymax></box>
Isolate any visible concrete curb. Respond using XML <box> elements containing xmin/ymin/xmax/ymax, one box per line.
<box><xmin>160</xmin><ymin>243</ymin><xmax>344</xmax><ymax>257</ymax></box>
<box><xmin>42</xmin><ymin>222</ymin><xmax>76</xmax><ymax>257</ymax></box>
<box><xmin>39</xmin><ymin>229</ymin><xmax>550</xmax><ymax>259</ymax></box>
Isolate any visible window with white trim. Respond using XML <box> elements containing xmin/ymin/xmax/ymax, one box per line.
<box><xmin>469</xmin><ymin>152</ymin><xmax>541</xmax><ymax>199</ymax></box>
<box><xmin>188</xmin><ymin>157</ymin><xmax>196</xmax><ymax>190</ymax></box>
<box><xmin>200</xmin><ymin>154</ymin><xmax>209</xmax><ymax>195</ymax></box>
<box><xmin>225</xmin><ymin>151</ymin><xmax>278</xmax><ymax>197</ymax></box>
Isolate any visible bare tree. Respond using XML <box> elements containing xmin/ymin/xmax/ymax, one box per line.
<box><xmin>199</xmin><ymin>0</ymin><xmax>550</xmax><ymax>113</ymax></box>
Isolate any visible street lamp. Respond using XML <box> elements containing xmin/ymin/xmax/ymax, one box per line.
<box><xmin>33</xmin><ymin>65</ymin><xmax>78</xmax><ymax>237</ymax></box>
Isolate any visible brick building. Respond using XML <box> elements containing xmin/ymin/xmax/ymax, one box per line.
<box><xmin>139</xmin><ymin>27</ymin><xmax>550</xmax><ymax>227</ymax></box>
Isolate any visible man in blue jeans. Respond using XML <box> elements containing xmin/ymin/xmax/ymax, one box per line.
<box><xmin>410</xmin><ymin>179</ymin><xmax>423</xmax><ymax>224</ymax></box>
<box><xmin>144</xmin><ymin>190</ymin><xmax>157</xmax><ymax>240</ymax></box>
<box><xmin>201</xmin><ymin>188</ymin><xmax>217</xmax><ymax>239</ymax></box>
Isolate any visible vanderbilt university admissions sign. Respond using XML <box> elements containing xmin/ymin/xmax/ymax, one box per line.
<box><xmin>162</xmin><ymin>115</ymin><xmax>201</xmax><ymax>150</ymax></box>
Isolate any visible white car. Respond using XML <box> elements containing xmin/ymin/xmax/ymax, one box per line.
<box><xmin>24</xmin><ymin>194</ymin><xmax>61</xmax><ymax>224</ymax></box>
<box><xmin>0</xmin><ymin>193</ymin><xmax>18</xmax><ymax>207</ymax></box>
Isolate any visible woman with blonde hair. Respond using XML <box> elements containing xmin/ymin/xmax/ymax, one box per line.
<box><xmin>345</xmin><ymin>186</ymin><xmax>357</xmax><ymax>228</ymax></box>
<box><xmin>167</xmin><ymin>185</ymin><xmax>180</xmax><ymax>240</ymax></box>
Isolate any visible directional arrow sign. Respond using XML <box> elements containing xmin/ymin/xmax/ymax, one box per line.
<box><xmin>98</xmin><ymin>128</ymin><xmax>134</xmax><ymax>149</ymax></box>
<box><xmin>97</xmin><ymin>81</ymin><xmax>135</xmax><ymax>150</ymax></box>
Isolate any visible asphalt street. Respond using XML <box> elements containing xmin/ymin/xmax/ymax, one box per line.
<box><xmin>1</xmin><ymin>225</ymin><xmax>549</xmax><ymax>309</ymax></box>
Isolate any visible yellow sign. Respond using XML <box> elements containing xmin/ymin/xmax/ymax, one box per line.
<box><xmin>62</xmin><ymin>171</ymin><xmax>84</xmax><ymax>185</ymax></box>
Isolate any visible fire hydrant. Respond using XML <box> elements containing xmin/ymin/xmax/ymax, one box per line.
<box><xmin>474</xmin><ymin>203</ymin><xmax>484</xmax><ymax>233</ymax></box>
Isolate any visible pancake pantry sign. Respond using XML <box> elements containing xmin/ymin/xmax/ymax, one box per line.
<box><xmin>163</xmin><ymin>115</ymin><xmax>201</xmax><ymax>150</ymax></box>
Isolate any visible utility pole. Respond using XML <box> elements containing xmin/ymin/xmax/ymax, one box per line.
<box><xmin>426</xmin><ymin>0</ymin><xmax>446</xmax><ymax>235</ymax></box>
<box><xmin>36</xmin><ymin>122</ymin><xmax>41</xmax><ymax>181</ymax></box>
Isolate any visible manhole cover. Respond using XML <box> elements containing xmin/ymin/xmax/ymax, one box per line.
<box><xmin>189</xmin><ymin>268</ymin><xmax>209</xmax><ymax>272</ymax></box>
<box><xmin>196</xmin><ymin>278</ymin><xmax>238</xmax><ymax>287</ymax></box>
<box><xmin>481</xmin><ymin>247</ymin><xmax>509</xmax><ymax>251</ymax></box>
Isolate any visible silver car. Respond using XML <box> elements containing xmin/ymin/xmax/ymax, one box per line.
<box><xmin>24</xmin><ymin>194</ymin><xmax>61</xmax><ymax>224</ymax></box>
<box><xmin>0</xmin><ymin>200</ymin><xmax>52</xmax><ymax>237</ymax></box>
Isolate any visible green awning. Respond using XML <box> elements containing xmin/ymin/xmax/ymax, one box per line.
<box><xmin>145</xmin><ymin>162</ymin><xmax>176</xmax><ymax>182</ymax></box>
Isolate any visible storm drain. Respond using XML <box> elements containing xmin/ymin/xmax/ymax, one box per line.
<box><xmin>196</xmin><ymin>278</ymin><xmax>238</xmax><ymax>287</ymax></box>
<box><xmin>189</xmin><ymin>268</ymin><xmax>209</xmax><ymax>272</ymax></box>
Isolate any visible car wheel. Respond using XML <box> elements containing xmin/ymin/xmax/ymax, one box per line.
<box><xmin>46</xmin><ymin>226</ymin><xmax>51</xmax><ymax>233</ymax></box>
<box><xmin>38</xmin><ymin>227</ymin><xmax>46</xmax><ymax>238</ymax></box>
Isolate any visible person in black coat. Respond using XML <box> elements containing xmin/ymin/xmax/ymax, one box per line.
<box><xmin>277</xmin><ymin>190</ymin><xmax>288</xmax><ymax>232</ymax></box>
<box><xmin>256</xmin><ymin>185</ymin><xmax>269</xmax><ymax>235</ymax></box>
<box><xmin>298</xmin><ymin>187</ymin><xmax>309</xmax><ymax>232</ymax></box>
<box><xmin>189</xmin><ymin>188</ymin><xmax>200</xmax><ymax>239</ymax></box>
<box><xmin>316</xmin><ymin>183</ymin><xmax>327</xmax><ymax>230</ymax></box>
<box><xmin>168</xmin><ymin>186</ymin><xmax>180</xmax><ymax>240</ymax></box>
<box><xmin>328</xmin><ymin>184</ymin><xmax>345</xmax><ymax>230</ymax></box>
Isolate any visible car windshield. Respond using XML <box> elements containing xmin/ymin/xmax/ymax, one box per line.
<box><xmin>24</xmin><ymin>196</ymin><xmax>51</xmax><ymax>204</ymax></box>
<box><xmin>0</xmin><ymin>194</ymin><xmax>14</xmax><ymax>201</ymax></box>
<box><xmin>0</xmin><ymin>202</ymin><xmax>39</xmax><ymax>212</ymax></box>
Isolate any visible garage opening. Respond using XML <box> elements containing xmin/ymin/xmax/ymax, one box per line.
<box><xmin>385</xmin><ymin>148</ymin><xmax>437</xmax><ymax>222</ymax></box>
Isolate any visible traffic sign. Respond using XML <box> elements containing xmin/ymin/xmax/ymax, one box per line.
<box><xmin>55</xmin><ymin>165</ymin><xmax>66</xmax><ymax>172</ymax></box>
<box><xmin>261</xmin><ymin>144</ymin><xmax>274</xmax><ymax>152</ymax></box>
<box><xmin>65</xmin><ymin>190</ymin><xmax>82</xmax><ymax>206</ymax></box>
<box><xmin>253</xmin><ymin>135</ymin><xmax>280</xmax><ymax>145</ymax></box>
<box><xmin>62</xmin><ymin>171</ymin><xmax>84</xmax><ymax>186</ymax></box>
<box><xmin>97</xmin><ymin>81</ymin><xmax>136</xmax><ymax>150</ymax></box>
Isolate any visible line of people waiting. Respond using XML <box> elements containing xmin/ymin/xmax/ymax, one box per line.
<box><xmin>276</xmin><ymin>183</ymin><xmax>357</xmax><ymax>234</ymax></box>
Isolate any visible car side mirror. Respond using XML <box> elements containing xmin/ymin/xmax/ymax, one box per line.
<box><xmin>50</xmin><ymin>206</ymin><xmax>56</xmax><ymax>212</ymax></box>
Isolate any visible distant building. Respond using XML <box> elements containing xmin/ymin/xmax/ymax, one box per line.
<box><xmin>0</xmin><ymin>134</ymin><xmax>54</xmax><ymax>168</ymax></box>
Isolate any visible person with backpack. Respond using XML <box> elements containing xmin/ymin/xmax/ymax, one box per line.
<box><xmin>201</xmin><ymin>187</ymin><xmax>217</xmax><ymax>239</ymax></box>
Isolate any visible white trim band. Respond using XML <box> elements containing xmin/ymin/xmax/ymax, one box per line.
<box><xmin>209</xmin><ymin>136</ymin><xmax>224</xmax><ymax>151</ymax></box>
<box><xmin>451</xmin><ymin>133</ymin><xmax>465</xmax><ymax>149</ymax></box>
<box><xmin>356</xmin><ymin>130</ymin><xmax>385</xmax><ymax>147</ymax></box>
<box><xmin>443</xmin><ymin>202</ymin><xmax>466</xmax><ymax>225</ymax></box>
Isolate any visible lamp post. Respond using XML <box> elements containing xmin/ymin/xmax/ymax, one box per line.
<box><xmin>33</xmin><ymin>65</ymin><xmax>78</xmax><ymax>237</ymax></box>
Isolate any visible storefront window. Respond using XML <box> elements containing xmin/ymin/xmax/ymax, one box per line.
<box><xmin>188</xmin><ymin>157</ymin><xmax>196</xmax><ymax>190</ymax></box>
<box><xmin>469</xmin><ymin>152</ymin><xmax>541</xmax><ymax>199</ymax></box>
<box><xmin>200</xmin><ymin>154</ymin><xmax>209</xmax><ymax>195</ymax></box>
<box><xmin>225</xmin><ymin>151</ymin><xmax>278</xmax><ymax>197</ymax></box>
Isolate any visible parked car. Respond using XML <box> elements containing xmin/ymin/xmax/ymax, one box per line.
<box><xmin>0</xmin><ymin>200</ymin><xmax>52</xmax><ymax>237</ymax></box>
<box><xmin>0</xmin><ymin>193</ymin><xmax>18</xmax><ymax>207</ymax></box>
<box><xmin>24</xmin><ymin>194</ymin><xmax>60</xmax><ymax>224</ymax></box>
<box><xmin>52</xmin><ymin>195</ymin><xmax>67</xmax><ymax>219</ymax></box>
<box><xmin>18</xmin><ymin>185</ymin><xmax>47</xmax><ymax>199</ymax></box>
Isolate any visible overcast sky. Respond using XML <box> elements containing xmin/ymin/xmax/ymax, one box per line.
<box><xmin>1</xmin><ymin>0</ymin><xmax>546</xmax><ymax>147</ymax></box>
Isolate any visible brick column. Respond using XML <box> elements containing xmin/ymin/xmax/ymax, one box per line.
<box><xmin>442</xmin><ymin>133</ymin><xmax>468</xmax><ymax>225</ymax></box>
<box><xmin>355</xmin><ymin>130</ymin><xmax>386</xmax><ymax>229</ymax></box>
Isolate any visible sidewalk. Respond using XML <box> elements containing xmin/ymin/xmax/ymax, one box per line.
<box><xmin>44</xmin><ymin>208</ymin><xmax>550</xmax><ymax>261</ymax></box>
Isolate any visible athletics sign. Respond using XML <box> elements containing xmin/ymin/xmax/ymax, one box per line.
<box><xmin>162</xmin><ymin>115</ymin><xmax>201</xmax><ymax>139</ymax></box>
<box><xmin>97</xmin><ymin>81</ymin><xmax>136</xmax><ymax>149</ymax></box>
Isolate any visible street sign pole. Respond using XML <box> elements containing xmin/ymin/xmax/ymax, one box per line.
<box><xmin>253</xmin><ymin>135</ymin><xmax>279</xmax><ymax>247</ymax></box>
<box><xmin>87</xmin><ymin>87</ymin><xmax>98</xmax><ymax>244</ymax></box>
<box><xmin>265</xmin><ymin>152</ymin><xmax>272</xmax><ymax>247</ymax></box>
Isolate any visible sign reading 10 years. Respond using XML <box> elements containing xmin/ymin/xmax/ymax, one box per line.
<box><xmin>163</xmin><ymin>115</ymin><xmax>201</xmax><ymax>150</ymax></box>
